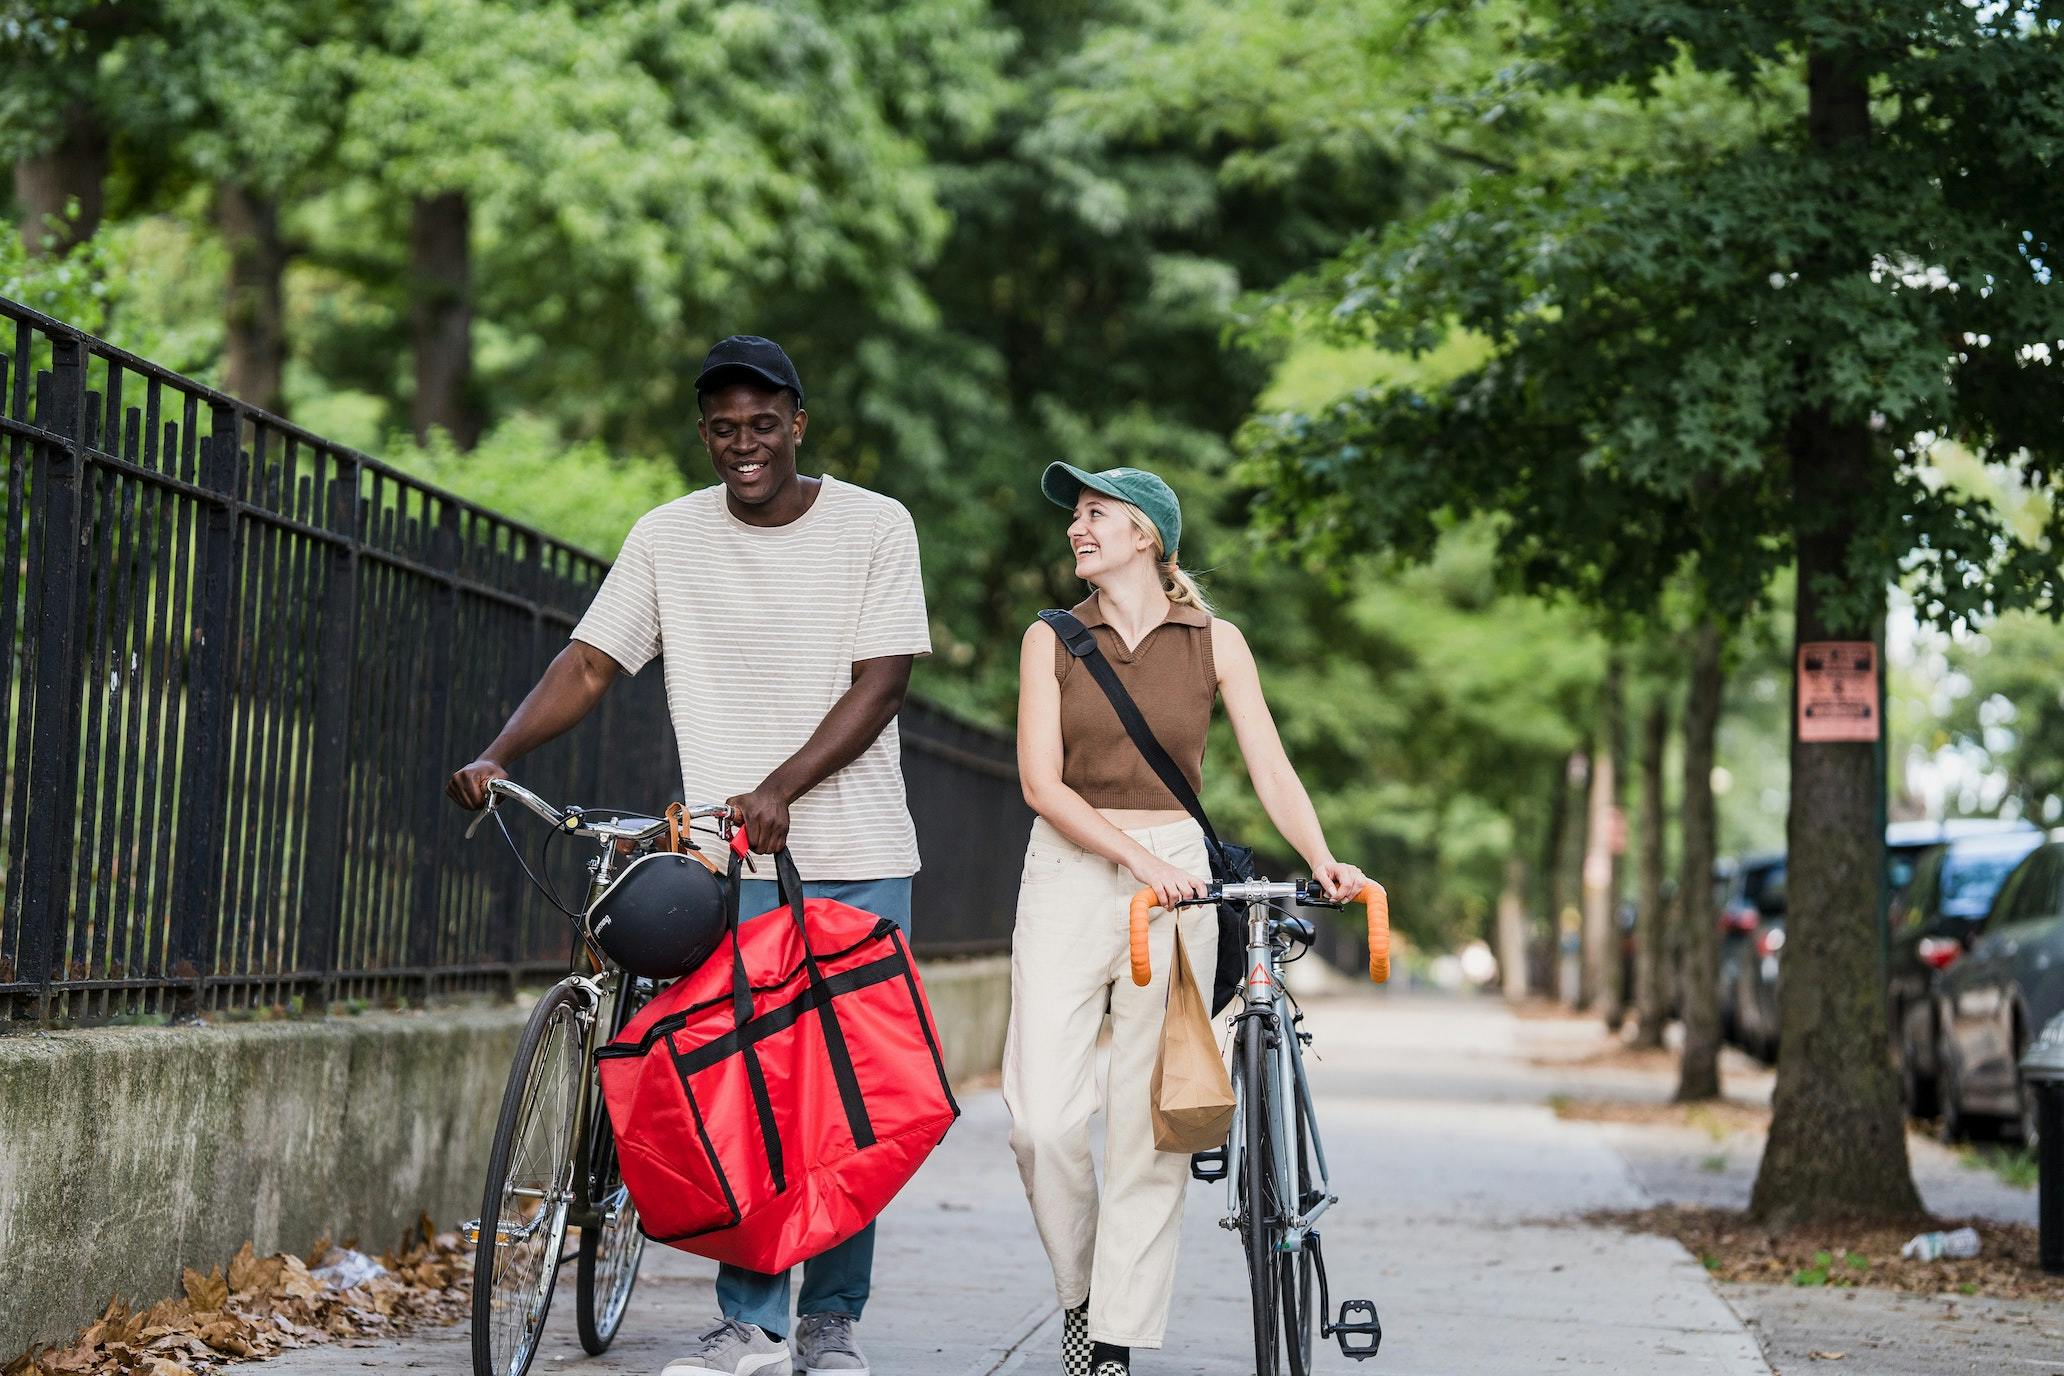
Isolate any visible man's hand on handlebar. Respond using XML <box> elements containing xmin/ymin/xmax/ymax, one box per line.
<box><xmin>1312</xmin><ymin>860</ymin><xmax>1368</xmax><ymax>905</ymax></box>
<box><xmin>446</xmin><ymin>758</ymin><xmax>510</xmax><ymax>811</ymax></box>
<box><xmin>1130</xmin><ymin>855</ymin><xmax>1210</xmax><ymax>911</ymax></box>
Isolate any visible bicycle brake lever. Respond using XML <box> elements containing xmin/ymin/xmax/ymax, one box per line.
<box><xmin>465</xmin><ymin>802</ymin><xmax>496</xmax><ymax>841</ymax></box>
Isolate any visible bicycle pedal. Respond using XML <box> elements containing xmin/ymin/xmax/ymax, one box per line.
<box><xmin>1330</xmin><ymin>1299</ymin><xmax>1382</xmax><ymax>1360</ymax></box>
<box><xmin>1190</xmin><ymin>1146</ymin><xmax>1228</xmax><ymax>1182</ymax></box>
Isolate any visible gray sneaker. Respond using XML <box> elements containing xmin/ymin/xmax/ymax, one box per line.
<box><xmin>795</xmin><ymin>1312</ymin><xmax>869</xmax><ymax>1376</ymax></box>
<box><xmin>662</xmin><ymin>1319</ymin><xmax>793</xmax><ymax>1376</ymax></box>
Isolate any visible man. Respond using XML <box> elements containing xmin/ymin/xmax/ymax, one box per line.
<box><xmin>446</xmin><ymin>335</ymin><xmax>929</xmax><ymax>1376</ymax></box>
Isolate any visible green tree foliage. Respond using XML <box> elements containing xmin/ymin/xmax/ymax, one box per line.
<box><xmin>1239</xmin><ymin>2</ymin><xmax>2064</xmax><ymax>1223</ymax></box>
<box><xmin>1199</xmin><ymin>525</ymin><xmax>1603</xmax><ymax>946</ymax></box>
<box><xmin>1945</xmin><ymin>611</ymin><xmax>2064</xmax><ymax>823</ymax></box>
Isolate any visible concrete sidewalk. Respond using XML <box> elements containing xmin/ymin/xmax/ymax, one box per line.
<box><xmin>257</xmin><ymin>994</ymin><xmax>1768</xmax><ymax>1376</ymax></box>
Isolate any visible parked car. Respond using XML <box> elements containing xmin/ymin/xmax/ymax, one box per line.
<box><xmin>1935</xmin><ymin>839</ymin><xmax>2064</xmax><ymax>1143</ymax></box>
<box><xmin>1725</xmin><ymin>820</ymin><xmax>2038</xmax><ymax>1067</ymax></box>
<box><xmin>1716</xmin><ymin>854</ymin><xmax>1785</xmax><ymax>1046</ymax></box>
<box><xmin>1732</xmin><ymin>898</ymin><xmax>1788</xmax><ymax>1065</ymax></box>
<box><xmin>1888</xmin><ymin>830</ymin><xmax>2045</xmax><ymax>1115</ymax></box>
<box><xmin>1887</xmin><ymin>817</ymin><xmax>2038</xmax><ymax>903</ymax></box>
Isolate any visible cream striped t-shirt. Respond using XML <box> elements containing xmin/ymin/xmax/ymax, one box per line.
<box><xmin>570</xmin><ymin>476</ymin><xmax>931</xmax><ymax>879</ymax></box>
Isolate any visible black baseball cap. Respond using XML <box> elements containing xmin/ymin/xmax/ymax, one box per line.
<box><xmin>694</xmin><ymin>335</ymin><xmax>804</xmax><ymax>406</ymax></box>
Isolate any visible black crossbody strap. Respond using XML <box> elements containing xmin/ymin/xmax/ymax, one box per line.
<box><xmin>1038</xmin><ymin>608</ymin><xmax>1228</xmax><ymax>861</ymax></box>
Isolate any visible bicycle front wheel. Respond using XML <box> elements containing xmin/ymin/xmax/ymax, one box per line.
<box><xmin>1239</xmin><ymin>1016</ymin><xmax>1282</xmax><ymax>1376</ymax></box>
<box><xmin>1281</xmin><ymin>1083</ymin><xmax>1316</xmax><ymax>1376</ymax></box>
<box><xmin>472</xmin><ymin>981</ymin><xmax>587</xmax><ymax>1376</ymax></box>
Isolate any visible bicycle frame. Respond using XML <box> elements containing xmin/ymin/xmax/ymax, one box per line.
<box><xmin>468</xmin><ymin>786</ymin><xmax>725</xmax><ymax>1244</ymax></box>
<box><xmin>1221</xmin><ymin>900</ymin><xmax>1336</xmax><ymax>1251</ymax></box>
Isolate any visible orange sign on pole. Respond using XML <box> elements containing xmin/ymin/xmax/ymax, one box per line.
<box><xmin>1798</xmin><ymin>641</ymin><xmax>1880</xmax><ymax>743</ymax></box>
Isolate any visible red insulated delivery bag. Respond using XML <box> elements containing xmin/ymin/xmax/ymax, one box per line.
<box><xmin>596</xmin><ymin>848</ymin><xmax>958</xmax><ymax>1274</ymax></box>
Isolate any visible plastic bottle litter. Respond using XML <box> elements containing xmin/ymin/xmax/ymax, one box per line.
<box><xmin>1898</xmin><ymin>1226</ymin><xmax>1981</xmax><ymax>1261</ymax></box>
<box><xmin>310</xmin><ymin>1247</ymin><xmax>388</xmax><ymax>1291</ymax></box>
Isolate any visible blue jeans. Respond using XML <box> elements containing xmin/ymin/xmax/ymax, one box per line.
<box><xmin>715</xmin><ymin>875</ymin><xmax>913</xmax><ymax>1340</ymax></box>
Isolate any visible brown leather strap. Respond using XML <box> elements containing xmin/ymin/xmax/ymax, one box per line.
<box><xmin>665</xmin><ymin>803</ymin><xmax>721</xmax><ymax>871</ymax></box>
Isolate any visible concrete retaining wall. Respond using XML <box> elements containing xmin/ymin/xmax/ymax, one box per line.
<box><xmin>919</xmin><ymin>954</ymin><xmax>1011</xmax><ymax>1086</ymax></box>
<box><xmin>0</xmin><ymin>956</ymin><xmax>1010</xmax><ymax>1358</ymax></box>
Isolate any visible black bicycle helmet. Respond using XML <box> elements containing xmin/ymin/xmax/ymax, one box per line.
<box><xmin>586</xmin><ymin>853</ymin><xmax>729</xmax><ymax>980</ymax></box>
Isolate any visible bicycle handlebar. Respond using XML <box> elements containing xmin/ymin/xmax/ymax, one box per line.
<box><xmin>476</xmin><ymin>778</ymin><xmax>731</xmax><ymax>844</ymax></box>
<box><xmin>485</xmin><ymin>777</ymin><xmax>564</xmax><ymax>827</ymax></box>
<box><xmin>1127</xmin><ymin>879</ymin><xmax>1391</xmax><ymax>988</ymax></box>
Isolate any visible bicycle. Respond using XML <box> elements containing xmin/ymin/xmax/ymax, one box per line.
<box><xmin>461</xmin><ymin>777</ymin><xmax>734</xmax><ymax>1376</ymax></box>
<box><xmin>1128</xmin><ymin>876</ymin><xmax>1392</xmax><ymax>1375</ymax></box>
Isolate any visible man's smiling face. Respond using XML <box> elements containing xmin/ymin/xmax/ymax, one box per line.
<box><xmin>698</xmin><ymin>380</ymin><xmax>807</xmax><ymax>508</ymax></box>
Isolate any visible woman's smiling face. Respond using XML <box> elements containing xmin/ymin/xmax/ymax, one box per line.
<box><xmin>1068</xmin><ymin>493</ymin><xmax>1154</xmax><ymax>580</ymax></box>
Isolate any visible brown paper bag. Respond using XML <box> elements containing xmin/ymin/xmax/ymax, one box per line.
<box><xmin>1151</xmin><ymin>926</ymin><xmax>1238</xmax><ymax>1152</ymax></box>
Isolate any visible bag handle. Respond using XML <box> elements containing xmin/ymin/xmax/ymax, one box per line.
<box><xmin>721</xmin><ymin>843</ymin><xmax>878</xmax><ymax>1150</ymax></box>
<box><xmin>723</xmin><ymin>847</ymin><xmax>834</xmax><ymax>1019</ymax></box>
<box><xmin>1038</xmin><ymin>608</ymin><xmax>1231</xmax><ymax>866</ymax></box>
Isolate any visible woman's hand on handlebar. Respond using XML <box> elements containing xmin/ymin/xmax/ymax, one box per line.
<box><xmin>1130</xmin><ymin>855</ymin><xmax>1210</xmax><ymax>910</ymax></box>
<box><xmin>1312</xmin><ymin>859</ymin><xmax>1367</xmax><ymax>904</ymax></box>
<box><xmin>446</xmin><ymin>758</ymin><xmax>509</xmax><ymax>810</ymax></box>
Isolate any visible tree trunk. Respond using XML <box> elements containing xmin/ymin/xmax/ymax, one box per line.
<box><xmin>1560</xmin><ymin>751</ymin><xmax>1590</xmax><ymax>1005</ymax></box>
<box><xmin>1497</xmin><ymin>854</ymin><xmax>1530</xmax><ymax>1002</ymax></box>
<box><xmin>1581</xmin><ymin>659</ymin><xmax>1623</xmax><ymax>1021</ymax></box>
<box><xmin>1747</xmin><ymin>48</ymin><xmax>1923</xmax><ymax>1231</ymax></box>
<box><xmin>410</xmin><ymin>191</ymin><xmax>478</xmax><ymax>448</ymax></box>
<box><xmin>217</xmin><ymin>183</ymin><xmax>288</xmax><ymax>415</ymax></box>
<box><xmin>14</xmin><ymin>100</ymin><xmax>107</xmax><ymax>256</ymax></box>
<box><xmin>1676</xmin><ymin>621</ymin><xmax>1725</xmax><ymax>1102</ymax></box>
<box><xmin>1633</xmin><ymin>692</ymin><xmax>1670</xmax><ymax>1048</ymax></box>
<box><xmin>1536</xmin><ymin>763</ymin><xmax>1569</xmax><ymax>997</ymax></box>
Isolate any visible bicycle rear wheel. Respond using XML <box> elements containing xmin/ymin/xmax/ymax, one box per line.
<box><xmin>577</xmin><ymin>978</ymin><xmax>651</xmax><ymax>1354</ymax></box>
<box><xmin>576</xmin><ymin>1112</ymin><xmax>644</xmax><ymax>1353</ymax></box>
<box><xmin>1239</xmin><ymin>1017</ymin><xmax>1282</xmax><ymax>1376</ymax></box>
<box><xmin>472</xmin><ymin>981</ymin><xmax>586</xmax><ymax>1376</ymax></box>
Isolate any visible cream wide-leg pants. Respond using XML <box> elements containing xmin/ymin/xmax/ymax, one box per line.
<box><xmin>1003</xmin><ymin>816</ymin><xmax>1219</xmax><ymax>1349</ymax></box>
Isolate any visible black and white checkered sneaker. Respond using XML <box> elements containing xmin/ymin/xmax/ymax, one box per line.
<box><xmin>1088</xmin><ymin>1340</ymin><xmax>1129</xmax><ymax>1376</ymax></box>
<box><xmin>1061</xmin><ymin>1302</ymin><xmax>1091</xmax><ymax>1376</ymax></box>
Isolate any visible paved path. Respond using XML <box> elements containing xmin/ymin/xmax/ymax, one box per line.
<box><xmin>260</xmin><ymin>993</ymin><xmax>1769</xmax><ymax>1376</ymax></box>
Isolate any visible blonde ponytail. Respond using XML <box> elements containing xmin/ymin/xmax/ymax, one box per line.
<box><xmin>1117</xmin><ymin>499</ymin><xmax>1213</xmax><ymax>612</ymax></box>
<box><xmin>1163</xmin><ymin>560</ymin><xmax>1212</xmax><ymax>612</ymax></box>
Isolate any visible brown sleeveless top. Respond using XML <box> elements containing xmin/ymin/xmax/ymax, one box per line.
<box><xmin>1052</xmin><ymin>593</ymin><xmax>1218</xmax><ymax>810</ymax></box>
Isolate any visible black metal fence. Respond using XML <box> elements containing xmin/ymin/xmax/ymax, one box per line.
<box><xmin>0</xmin><ymin>298</ymin><xmax>1024</xmax><ymax>1026</ymax></box>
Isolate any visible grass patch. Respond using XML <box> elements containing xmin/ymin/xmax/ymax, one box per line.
<box><xmin>1957</xmin><ymin>1144</ymin><xmax>2039</xmax><ymax>1191</ymax></box>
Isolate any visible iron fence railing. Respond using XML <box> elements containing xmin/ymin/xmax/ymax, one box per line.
<box><xmin>0</xmin><ymin>298</ymin><xmax>1021</xmax><ymax>1026</ymax></box>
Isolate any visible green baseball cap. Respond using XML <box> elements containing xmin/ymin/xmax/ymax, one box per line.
<box><xmin>1040</xmin><ymin>462</ymin><xmax>1182</xmax><ymax>559</ymax></box>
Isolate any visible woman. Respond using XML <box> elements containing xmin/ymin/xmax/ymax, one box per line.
<box><xmin>1006</xmin><ymin>461</ymin><xmax>1367</xmax><ymax>1376</ymax></box>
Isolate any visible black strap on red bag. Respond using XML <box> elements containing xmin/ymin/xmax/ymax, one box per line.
<box><xmin>722</xmin><ymin>848</ymin><xmax>877</xmax><ymax>1178</ymax></box>
<box><xmin>1039</xmin><ymin>608</ymin><xmax>1255</xmax><ymax>1012</ymax></box>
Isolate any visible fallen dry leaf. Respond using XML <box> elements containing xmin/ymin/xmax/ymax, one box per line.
<box><xmin>180</xmin><ymin>1268</ymin><xmax>227</xmax><ymax>1315</ymax></box>
<box><xmin>226</xmin><ymin>1244</ymin><xmax>259</xmax><ymax>1296</ymax></box>
<box><xmin>1809</xmin><ymin>1352</ymin><xmax>1847</xmax><ymax>1361</ymax></box>
<box><xmin>139</xmin><ymin>1298</ymin><xmax>192</xmax><ymax>1331</ymax></box>
<box><xmin>1587</xmin><ymin>1205</ymin><xmax>2064</xmax><ymax>1303</ymax></box>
